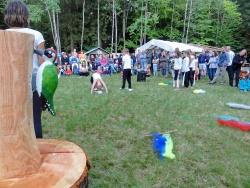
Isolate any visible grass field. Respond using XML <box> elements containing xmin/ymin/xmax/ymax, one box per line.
<box><xmin>42</xmin><ymin>74</ymin><xmax>250</xmax><ymax>188</ymax></box>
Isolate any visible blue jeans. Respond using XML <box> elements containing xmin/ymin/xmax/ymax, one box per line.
<box><xmin>153</xmin><ymin>64</ymin><xmax>158</xmax><ymax>76</ymax></box>
<box><xmin>141</xmin><ymin>60</ymin><xmax>147</xmax><ymax>71</ymax></box>
<box><xmin>207</xmin><ymin>65</ymin><xmax>211</xmax><ymax>80</ymax></box>
<box><xmin>109</xmin><ymin>64</ymin><xmax>116</xmax><ymax>74</ymax></box>
<box><xmin>209</xmin><ymin>68</ymin><xmax>217</xmax><ymax>81</ymax></box>
<box><xmin>161</xmin><ymin>68</ymin><xmax>166</xmax><ymax>77</ymax></box>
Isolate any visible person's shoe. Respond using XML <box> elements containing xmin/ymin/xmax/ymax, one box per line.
<box><xmin>128</xmin><ymin>88</ymin><xmax>133</xmax><ymax>91</ymax></box>
<box><xmin>209</xmin><ymin>81</ymin><xmax>216</xmax><ymax>84</ymax></box>
<box><xmin>120</xmin><ymin>88</ymin><xmax>124</xmax><ymax>90</ymax></box>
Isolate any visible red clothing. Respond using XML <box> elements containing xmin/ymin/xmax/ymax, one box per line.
<box><xmin>65</xmin><ymin>69</ymin><xmax>72</xmax><ymax>75</ymax></box>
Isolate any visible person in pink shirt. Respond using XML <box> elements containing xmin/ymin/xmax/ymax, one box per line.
<box><xmin>100</xmin><ymin>54</ymin><xmax>108</xmax><ymax>66</ymax></box>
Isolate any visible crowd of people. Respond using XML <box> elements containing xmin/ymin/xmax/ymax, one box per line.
<box><xmin>57</xmin><ymin>49</ymin><xmax>133</xmax><ymax>77</ymax></box>
<box><xmin>57</xmin><ymin>46</ymin><xmax>249</xmax><ymax>91</ymax></box>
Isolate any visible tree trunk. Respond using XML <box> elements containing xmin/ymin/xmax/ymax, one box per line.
<box><xmin>216</xmin><ymin>1</ymin><xmax>221</xmax><ymax>46</ymax></box>
<box><xmin>97</xmin><ymin>0</ymin><xmax>100</xmax><ymax>47</ymax></box>
<box><xmin>111</xmin><ymin>0</ymin><xmax>115</xmax><ymax>53</ymax></box>
<box><xmin>182</xmin><ymin>0</ymin><xmax>188</xmax><ymax>43</ymax></box>
<box><xmin>122</xmin><ymin>0</ymin><xmax>126</xmax><ymax>49</ymax></box>
<box><xmin>185</xmin><ymin>0</ymin><xmax>192</xmax><ymax>44</ymax></box>
<box><xmin>144</xmin><ymin>0</ymin><xmax>148</xmax><ymax>44</ymax></box>
<box><xmin>56</xmin><ymin>12</ymin><xmax>61</xmax><ymax>53</ymax></box>
<box><xmin>45</xmin><ymin>5</ymin><xmax>56</xmax><ymax>47</ymax></box>
<box><xmin>80</xmin><ymin>0</ymin><xmax>85</xmax><ymax>52</ymax></box>
<box><xmin>0</xmin><ymin>31</ymin><xmax>41</xmax><ymax>179</ymax></box>
<box><xmin>115</xmin><ymin>2</ymin><xmax>118</xmax><ymax>54</ymax></box>
<box><xmin>70</xmin><ymin>29</ymin><xmax>74</xmax><ymax>52</ymax></box>
<box><xmin>52</xmin><ymin>10</ymin><xmax>58</xmax><ymax>50</ymax></box>
<box><xmin>170</xmin><ymin>0</ymin><xmax>175</xmax><ymax>38</ymax></box>
<box><xmin>140</xmin><ymin>0</ymin><xmax>144</xmax><ymax>46</ymax></box>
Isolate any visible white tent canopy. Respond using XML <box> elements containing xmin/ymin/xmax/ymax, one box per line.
<box><xmin>136</xmin><ymin>39</ymin><xmax>203</xmax><ymax>53</ymax></box>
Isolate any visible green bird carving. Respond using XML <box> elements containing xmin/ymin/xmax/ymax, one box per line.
<box><xmin>36</xmin><ymin>48</ymin><xmax>58</xmax><ymax>116</ymax></box>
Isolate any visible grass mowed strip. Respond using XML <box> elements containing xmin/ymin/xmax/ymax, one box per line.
<box><xmin>43</xmin><ymin>75</ymin><xmax>250</xmax><ymax>187</ymax></box>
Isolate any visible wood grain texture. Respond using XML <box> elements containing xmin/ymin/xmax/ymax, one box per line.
<box><xmin>0</xmin><ymin>30</ymin><xmax>41</xmax><ymax>179</ymax></box>
<box><xmin>0</xmin><ymin>139</ymin><xmax>89</xmax><ymax>188</ymax></box>
<box><xmin>0</xmin><ymin>31</ymin><xmax>89</xmax><ymax>187</ymax></box>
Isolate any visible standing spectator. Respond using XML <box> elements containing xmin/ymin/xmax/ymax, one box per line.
<box><xmin>208</xmin><ymin>51</ymin><xmax>219</xmax><ymax>81</ymax></box>
<box><xmin>118</xmin><ymin>54</ymin><xmax>123</xmax><ymax>71</ymax></box>
<box><xmin>120</xmin><ymin>49</ymin><xmax>133</xmax><ymax>91</ymax></box>
<box><xmin>173</xmin><ymin>50</ymin><xmax>182</xmax><ymax>89</ymax></box>
<box><xmin>5</xmin><ymin>0</ymin><xmax>45</xmax><ymax>138</ymax></box>
<box><xmin>226</xmin><ymin>46</ymin><xmax>235</xmax><ymax>87</ymax></box>
<box><xmin>198</xmin><ymin>49</ymin><xmax>209</xmax><ymax>79</ymax></box>
<box><xmin>189</xmin><ymin>53</ymin><xmax>196</xmax><ymax>87</ymax></box>
<box><xmin>140</xmin><ymin>51</ymin><xmax>147</xmax><ymax>71</ymax></box>
<box><xmin>131</xmin><ymin>53</ymin><xmax>137</xmax><ymax>74</ymax></box>
<box><xmin>231</xmin><ymin>49</ymin><xmax>247</xmax><ymax>87</ymax></box>
<box><xmin>136</xmin><ymin>50</ymin><xmax>141</xmax><ymax>68</ymax></box>
<box><xmin>209</xmin><ymin>47</ymin><xmax>230</xmax><ymax>84</ymax></box>
<box><xmin>152</xmin><ymin>55</ymin><xmax>159</xmax><ymax>76</ymax></box>
<box><xmin>159</xmin><ymin>51</ymin><xmax>168</xmax><ymax>77</ymax></box>
<box><xmin>182</xmin><ymin>51</ymin><xmax>191</xmax><ymax>88</ymax></box>
<box><xmin>89</xmin><ymin>54</ymin><xmax>96</xmax><ymax>70</ymax></box>
<box><xmin>108</xmin><ymin>54</ymin><xmax>116</xmax><ymax>74</ymax></box>
<box><xmin>146</xmin><ymin>49</ymin><xmax>152</xmax><ymax>73</ymax></box>
<box><xmin>151</xmin><ymin>49</ymin><xmax>157</xmax><ymax>74</ymax></box>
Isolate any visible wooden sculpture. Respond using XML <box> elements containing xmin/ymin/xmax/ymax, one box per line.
<box><xmin>0</xmin><ymin>30</ymin><xmax>89</xmax><ymax>188</ymax></box>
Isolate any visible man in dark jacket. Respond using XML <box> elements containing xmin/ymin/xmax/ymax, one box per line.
<box><xmin>231</xmin><ymin>49</ymin><xmax>247</xmax><ymax>87</ymax></box>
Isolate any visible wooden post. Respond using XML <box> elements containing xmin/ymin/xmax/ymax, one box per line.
<box><xmin>0</xmin><ymin>30</ymin><xmax>89</xmax><ymax>188</ymax></box>
<box><xmin>0</xmin><ymin>30</ymin><xmax>41</xmax><ymax>179</ymax></box>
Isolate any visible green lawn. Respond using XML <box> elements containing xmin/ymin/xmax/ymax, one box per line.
<box><xmin>43</xmin><ymin>74</ymin><xmax>250</xmax><ymax>188</ymax></box>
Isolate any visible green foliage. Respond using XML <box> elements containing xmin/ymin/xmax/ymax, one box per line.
<box><xmin>0</xmin><ymin>0</ymin><xmax>247</xmax><ymax>51</ymax></box>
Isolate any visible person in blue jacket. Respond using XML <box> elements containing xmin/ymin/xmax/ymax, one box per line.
<box><xmin>209</xmin><ymin>47</ymin><xmax>230</xmax><ymax>84</ymax></box>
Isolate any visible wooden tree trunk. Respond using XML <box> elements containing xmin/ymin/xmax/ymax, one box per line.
<box><xmin>0</xmin><ymin>30</ymin><xmax>41</xmax><ymax>179</ymax></box>
<box><xmin>0</xmin><ymin>31</ymin><xmax>90</xmax><ymax>188</ymax></box>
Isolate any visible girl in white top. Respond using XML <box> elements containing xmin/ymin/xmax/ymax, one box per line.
<box><xmin>181</xmin><ymin>51</ymin><xmax>190</xmax><ymax>87</ymax></box>
<box><xmin>173</xmin><ymin>50</ymin><xmax>182</xmax><ymax>89</ymax></box>
<box><xmin>4</xmin><ymin>0</ymin><xmax>45</xmax><ymax>138</ymax></box>
<box><xmin>189</xmin><ymin>54</ymin><xmax>196</xmax><ymax>87</ymax></box>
